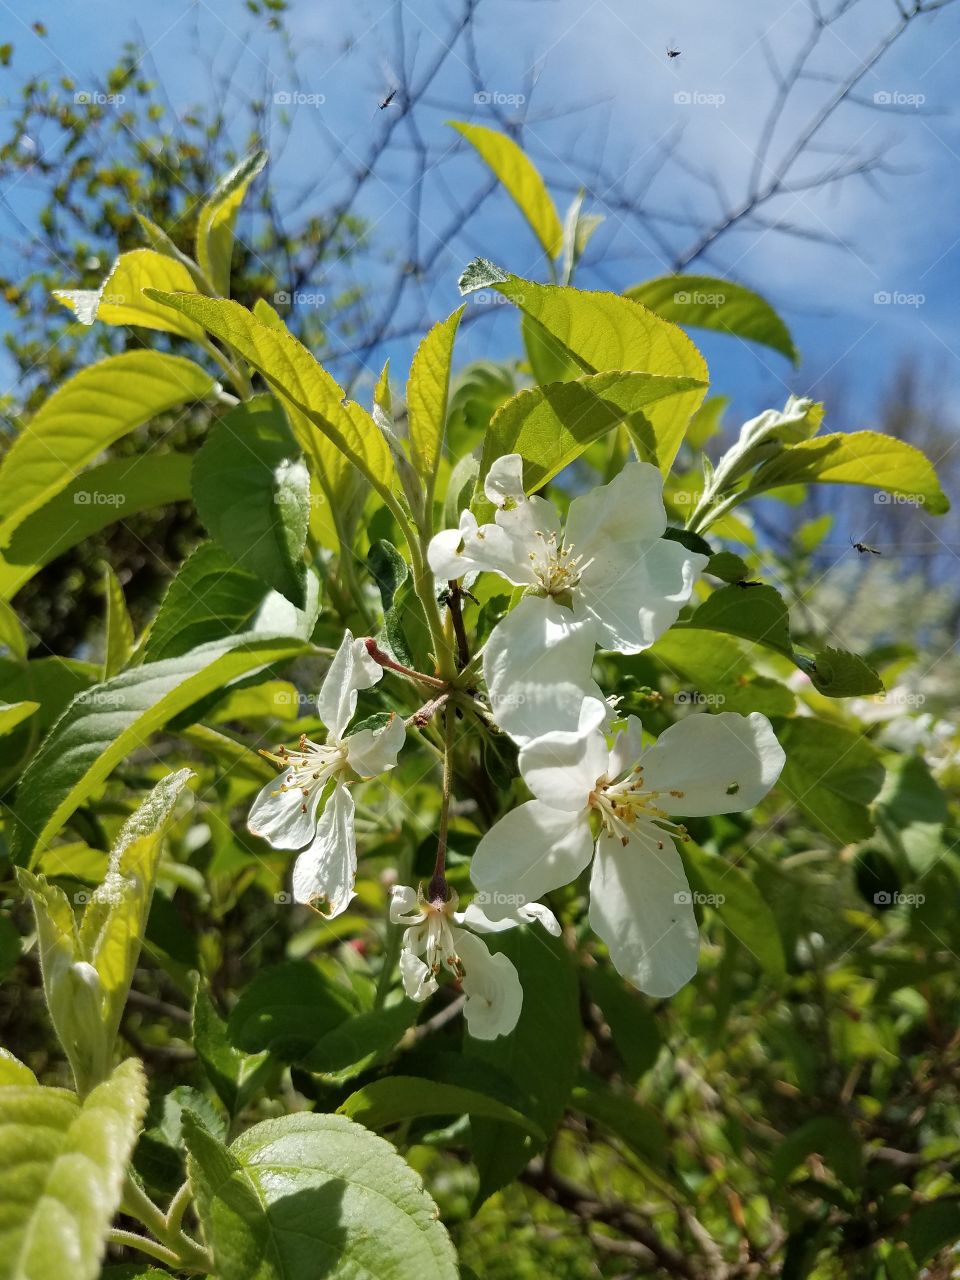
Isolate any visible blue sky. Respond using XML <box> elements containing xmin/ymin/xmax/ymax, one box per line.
<box><xmin>3</xmin><ymin>0</ymin><xmax>960</xmax><ymax>436</ymax></box>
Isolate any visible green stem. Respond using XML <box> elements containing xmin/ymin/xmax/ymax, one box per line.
<box><xmin>166</xmin><ymin>1178</ymin><xmax>193</xmax><ymax>1238</ymax></box>
<box><xmin>122</xmin><ymin>1174</ymin><xmax>210</xmax><ymax>1273</ymax></box>
<box><xmin>108</xmin><ymin>1229</ymin><xmax>186</xmax><ymax>1269</ymax></box>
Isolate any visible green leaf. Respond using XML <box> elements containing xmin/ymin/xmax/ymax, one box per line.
<box><xmin>0</xmin><ymin>1058</ymin><xmax>147</xmax><ymax>1280</ymax></box>
<box><xmin>406</xmin><ymin>306</ymin><xmax>464</xmax><ymax>501</ymax></box>
<box><xmin>467</xmin><ymin>928</ymin><xmax>581</xmax><ymax>1206</ymax></box>
<box><xmin>706</xmin><ymin>551</ymin><xmax>752</xmax><ymax>583</ymax></box>
<box><xmin>193</xmin><ymin>397</ymin><xmax>310</xmax><ymax>606</ymax></box>
<box><xmin>683</xmin><ymin>583</ymin><xmax>794</xmax><ymax>658</ymax></box>
<box><xmin>747</xmin><ymin>431</ymin><xmax>949</xmax><ymax>515</ymax></box>
<box><xmin>683</xmin><ymin>842</ymin><xmax>786</xmax><ymax>981</ymax></box>
<box><xmin>0</xmin><ymin>353</ymin><xmax>214</xmax><ymax>542</ymax></box>
<box><xmin>143</xmin><ymin>543</ymin><xmax>268</xmax><ymax>663</ymax></box>
<box><xmin>477</xmin><ymin>369</ymin><xmax>707</xmax><ymax>505</ymax></box>
<box><xmin>184</xmin><ymin>1111</ymin><xmax>457</xmax><ymax>1279</ymax></box>
<box><xmin>876</xmin><ymin>753</ymin><xmax>948</xmax><ymax>876</ymax></box>
<box><xmin>570</xmin><ymin>1077</ymin><xmax>669</xmax><ymax>1171</ymax></box>
<box><xmin>626</xmin><ymin>275</ymin><xmax>798</xmax><ymax>363</ymax></box>
<box><xmin>0</xmin><ymin>453</ymin><xmax>193</xmax><ymax>602</ymax></box>
<box><xmin>0</xmin><ymin>600</ymin><xmax>27</xmax><ymax>659</ymax></box>
<box><xmin>76</xmin><ymin>769</ymin><xmax>194</xmax><ymax>1049</ymax></box>
<box><xmin>772</xmin><ymin>1115</ymin><xmax>863</xmax><ymax>1190</ymax></box>
<box><xmin>582</xmin><ymin>966</ymin><xmax>661</xmax><ymax>1079</ymax></box>
<box><xmin>193</xmin><ymin>986</ymin><xmax>270</xmax><ymax>1115</ymax></box>
<box><xmin>901</xmin><ymin>1201</ymin><xmax>960</xmax><ymax>1266</ymax></box>
<box><xmin>143</xmin><ymin>292</ymin><xmax>395</xmax><ymax>495</ymax></box>
<box><xmin>449</xmin><ymin>122</ymin><xmax>563</xmax><ymax>259</ymax></box>
<box><xmin>340</xmin><ymin>1075</ymin><xmax>546</xmax><ymax>1138</ymax></box>
<box><xmin>650</xmin><ymin>629</ymin><xmax>796</xmax><ymax>719</ymax></box>
<box><xmin>227</xmin><ymin>961</ymin><xmax>355</xmax><ymax>1061</ymax></box>
<box><xmin>196</xmin><ymin>151</ymin><xmax>266</xmax><ymax>297</ymax></box>
<box><xmin>101</xmin><ymin>565</ymin><xmax>135</xmax><ymax>678</ymax></box>
<box><xmin>459</xmin><ymin>259</ymin><xmax>708</xmax><ymax>471</ymax></box>
<box><xmin>301</xmin><ymin>1001</ymin><xmax>420</xmax><ymax>1083</ymax></box>
<box><xmin>776</xmin><ymin>718</ymin><xmax>885</xmax><ymax>844</ymax></box>
<box><xmin>55</xmin><ymin>250</ymin><xmax>207</xmax><ymax>342</ymax></box>
<box><xmin>12</xmin><ymin>634</ymin><xmax>304</xmax><ymax>865</ymax></box>
<box><xmin>0</xmin><ymin>1049</ymin><xmax>37</xmax><ymax>1087</ymax></box>
<box><xmin>0</xmin><ymin>700</ymin><xmax>38</xmax><ymax>736</ymax></box>
<box><xmin>802</xmin><ymin>647</ymin><xmax>882</xmax><ymax>698</ymax></box>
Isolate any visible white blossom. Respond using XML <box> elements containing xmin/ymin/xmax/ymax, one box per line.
<box><xmin>389</xmin><ymin>885</ymin><xmax>559</xmax><ymax>1039</ymax></box>
<box><xmin>248</xmin><ymin>630</ymin><xmax>405</xmax><ymax>917</ymax></box>
<box><xmin>429</xmin><ymin>454</ymin><xmax>707</xmax><ymax>744</ymax></box>
<box><xmin>470</xmin><ymin>699</ymin><xmax>785</xmax><ymax>997</ymax></box>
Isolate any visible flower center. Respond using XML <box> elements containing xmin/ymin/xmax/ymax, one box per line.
<box><xmin>529</xmin><ymin>530</ymin><xmax>589</xmax><ymax>596</ymax></box>
<box><xmin>261</xmin><ymin>734</ymin><xmax>348</xmax><ymax>811</ymax></box>
<box><xmin>588</xmin><ymin>767</ymin><xmax>688</xmax><ymax>849</ymax></box>
<box><xmin>420</xmin><ymin>899</ymin><xmax>464</xmax><ymax>980</ymax></box>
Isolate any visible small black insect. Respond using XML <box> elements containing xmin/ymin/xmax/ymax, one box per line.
<box><xmin>851</xmin><ymin>537</ymin><xmax>881</xmax><ymax>556</ymax></box>
<box><xmin>667</xmin><ymin>45</ymin><xmax>682</xmax><ymax>59</ymax></box>
<box><xmin>735</xmin><ymin>579</ymin><xmax>763</xmax><ymax>589</ymax></box>
<box><xmin>378</xmin><ymin>88</ymin><xmax>398</xmax><ymax>110</ymax></box>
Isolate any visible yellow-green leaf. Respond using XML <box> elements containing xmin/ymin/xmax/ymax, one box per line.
<box><xmin>450</xmin><ymin>122</ymin><xmax>563</xmax><ymax>259</ymax></box>
<box><xmin>748</xmin><ymin>431</ymin><xmax>950</xmax><ymax>515</ymax></box>
<box><xmin>460</xmin><ymin>259</ymin><xmax>707</xmax><ymax>471</ymax></box>
<box><xmin>0</xmin><ymin>700</ymin><xmax>38</xmax><ymax>737</ymax></box>
<box><xmin>406</xmin><ymin>306</ymin><xmax>464</xmax><ymax>497</ymax></box>
<box><xmin>627</xmin><ymin>274</ymin><xmax>798</xmax><ymax>364</ymax></box>
<box><xmin>144</xmin><ymin>292</ymin><xmax>395</xmax><ymax>495</ymax></box>
<box><xmin>101</xmin><ymin>565</ymin><xmax>135</xmax><ymax>679</ymax></box>
<box><xmin>54</xmin><ymin>249</ymin><xmax>207</xmax><ymax>341</ymax></box>
<box><xmin>196</xmin><ymin>150</ymin><xmax>266</xmax><ymax>297</ymax></box>
<box><xmin>0</xmin><ymin>352</ymin><xmax>214</xmax><ymax>542</ymax></box>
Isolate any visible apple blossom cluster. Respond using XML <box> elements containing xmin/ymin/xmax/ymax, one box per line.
<box><xmin>248</xmin><ymin>454</ymin><xmax>786</xmax><ymax>1039</ymax></box>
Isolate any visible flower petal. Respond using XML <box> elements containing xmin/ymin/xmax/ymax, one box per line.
<box><xmin>483</xmin><ymin>453</ymin><xmax>526</xmax><ymax>506</ymax></box>
<box><xmin>638</xmin><ymin>711</ymin><xmax>785</xmax><ymax>815</ymax></box>
<box><xmin>427</xmin><ymin>511</ymin><xmax>482</xmax><ymax>579</ymax></box>
<box><xmin>345</xmin><ymin>713</ymin><xmax>406</xmax><ymax>777</ymax></box>
<box><xmin>471</xmin><ymin>799</ymin><xmax>594</xmax><ymax>906</ymax></box>
<box><xmin>291</xmin><ymin>781</ymin><xmax>357</xmax><ymax>917</ymax></box>
<box><xmin>317</xmin><ymin>631</ymin><xmax>382</xmax><ymax>741</ymax></box>
<box><xmin>248</xmin><ymin>768</ymin><xmax>324</xmax><ymax>849</ymax></box>
<box><xmin>400</xmin><ymin>946</ymin><xmax>438</xmax><ymax>1002</ymax></box>
<box><xmin>577</xmin><ymin>535</ymin><xmax>706</xmax><ymax>654</ymax></box>
<box><xmin>483</xmin><ymin>596</ymin><xmax>603</xmax><ymax>746</ymax></box>
<box><xmin>608</xmin><ymin>715</ymin><xmax>645</xmax><ymax>781</ymax></box>
<box><xmin>588</xmin><ymin>827</ymin><xmax>699</xmax><ymax>997</ymax></box>
<box><xmin>563</xmin><ymin>463</ymin><xmax>705</xmax><ymax>653</ymax></box>
<box><xmin>460</xmin><ymin>899</ymin><xmax>560</xmax><ymax>936</ymax></box>
<box><xmin>518</xmin><ymin>699</ymin><xmax>609</xmax><ymax>810</ymax></box>
<box><xmin>453</xmin><ymin>928</ymin><xmax>523</xmax><ymax>1039</ymax></box>
<box><xmin>390</xmin><ymin>883</ymin><xmax>424</xmax><ymax>925</ymax></box>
